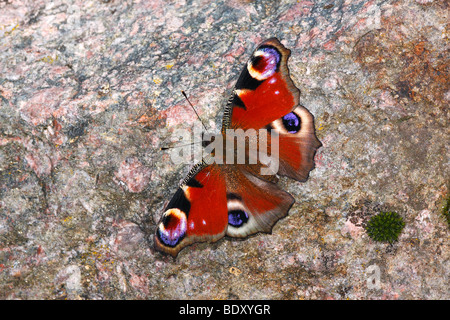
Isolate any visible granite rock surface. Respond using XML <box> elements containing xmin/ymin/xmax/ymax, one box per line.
<box><xmin>0</xmin><ymin>0</ymin><xmax>448</xmax><ymax>299</ymax></box>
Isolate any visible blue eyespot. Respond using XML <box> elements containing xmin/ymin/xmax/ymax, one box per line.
<box><xmin>228</xmin><ymin>209</ymin><xmax>249</xmax><ymax>227</ymax></box>
<box><xmin>282</xmin><ymin>112</ymin><xmax>301</xmax><ymax>133</ymax></box>
<box><xmin>259</xmin><ymin>46</ymin><xmax>281</xmax><ymax>67</ymax></box>
<box><xmin>157</xmin><ymin>209</ymin><xmax>187</xmax><ymax>247</ymax></box>
<box><xmin>249</xmin><ymin>46</ymin><xmax>282</xmax><ymax>80</ymax></box>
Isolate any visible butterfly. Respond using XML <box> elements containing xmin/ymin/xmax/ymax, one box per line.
<box><xmin>155</xmin><ymin>38</ymin><xmax>321</xmax><ymax>257</ymax></box>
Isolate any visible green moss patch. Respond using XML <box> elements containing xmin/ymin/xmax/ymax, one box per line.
<box><xmin>366</xmin><ymin>211</ymin><xmax>405</xmax><ymax>243</ymax></box>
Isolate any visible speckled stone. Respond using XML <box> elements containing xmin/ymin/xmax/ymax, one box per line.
<box><xmin>0</xmin><ymin>0</ymin><xmax>448</xmax><ymax>299</ymax></box>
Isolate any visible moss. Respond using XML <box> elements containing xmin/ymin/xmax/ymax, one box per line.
<box><xmin>442</xmin><ymin>194</ymin><xmax>450</xmax><ymax>228</ymax></box>
<box><xmin>365</xmin><ymin>211</ymin><xmax>405</xmax><ymax>243</ymax></box>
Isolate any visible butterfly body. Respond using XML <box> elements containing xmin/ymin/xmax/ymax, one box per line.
<box><xmin>155</xmin><ymin>38</ymin><xmax>321</xmax><ymax>257</ymax></box>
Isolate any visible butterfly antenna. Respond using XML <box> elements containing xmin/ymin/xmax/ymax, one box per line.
<box><xmin>160</xmin><ymin>91</ymin><xmax>207</xmax><ymax>151</ymax></box>
<box><xmin>160</xmin><ymin>141</ymin><xmax>203</xmax><ymax>151</ymax></box>
<box><xmin>182</xmin><ymin>90</ymin><xmax>208</xmax><ymax>132</ymax></box>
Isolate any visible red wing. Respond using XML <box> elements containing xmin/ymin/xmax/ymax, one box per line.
<box><xmin>154</xmin><ymin>163</ymin><xmax>228</xmax><ymax>257</ymax></box>
<box><xmin>154</xmin><ymin>162</ymin><xmax>296</xmax><ymax>256</ymax></box>
<box><xmin>224</xmin><ymin>166</ymin><xmax>294</xmax><ymax>238</ymax></box>
<box><xmin>268</xmin><ymin>106</ymin><xmax>321</xmax><ymax>181</ymax></box>
<box><xmin>222</xmin><ymin>38</ymin><xmax>321</xmax><ymax>181</ymax></box>
<box><xmin>222</xmin><ymin>38</ymin><xmax>300</xmax><ymax>132</ymax></box>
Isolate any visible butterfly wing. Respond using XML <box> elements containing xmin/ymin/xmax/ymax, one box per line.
<box><xmin>224</xmin><ymin>165</ymin><xmax>294</xmax><ymax>238</ymax></box>
<box><xmin>268</xmin><ymin>105</ymin><xmax>322</xmax><ymax>181</ymax></box>
<box><xmin>223</xmin><ymin>38</ymin><xmax>321</xmax><ymax>181</ymax></box>
<box><xmin>220</xmin><ymin>39</ymin><xmax>321</xmax><ymax>238</ymax></box>
<box><xmin>222</xmin><ymin>38</ymin><xmax>300</xmax><ymax>132</ymax></box>
<box><xmin>154</xmin><ymin>162</ymin><xmax>228</xmax><ymax>257</ymax></box>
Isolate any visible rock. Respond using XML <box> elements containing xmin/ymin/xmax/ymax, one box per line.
<box><xmin>0</xmin><ymin>0</ymin><xmax>448</xmax><ymax>300</ymax></box>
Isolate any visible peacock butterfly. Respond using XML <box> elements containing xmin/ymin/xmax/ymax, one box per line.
<box><xmin>155</xmin><ymin>38</ymin><xmax>321</xmax><ymax>257</ymax></box>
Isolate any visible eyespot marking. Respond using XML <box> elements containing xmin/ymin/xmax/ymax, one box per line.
<box><xmin>247</xmin><ymin>45</ymin><xmax>281</xmax><ymax>80</ymax></box>
<box><xmin>282</xmin><ymin>112</ymin><xmax>301</xmax><ymax>133</ymax></box>
<box><xmin>228</xmin><ymin>209</ymin><xmax>249</xmax><ymax>227</ymax></box>
<box><xmin>227</xmin><ymin>193</ymin><xmax>242</xmax><ymax>201</ymax></box>
<box><xmin>157</xmin><ymin>208</ymin><xmax>187</xmax><ymax>247</ymax></box>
